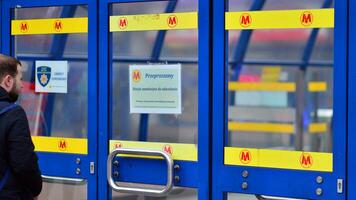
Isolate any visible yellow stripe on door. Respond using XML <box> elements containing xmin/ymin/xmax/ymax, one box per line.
<box><xmin>12</xmin><ymin>18</ymin><xmax>88</xmax><ymax>35</ymax></box>
<box><xmin>226</xmin><ymin>9</ymin><xmax>334</xmax><ymax>30</ymax></box>
<box><xmin>110</xmin><ymin>12</ymin><xmax>197</xmax><ymax>32</ymax></box>
<box><xmin>228</xmin><ymin>82</ymin><xmax>327</xmax><ymax>92</ymax></box>
<box><xmin>31</xmin><ymin>136</ymin><xmax>88</xmax><ymax>154</ymax></box>
<box><xmin>228</xmin><ymin>122</ymin><xmax>328</xmax><ymax>134</ymax></box>
<box><xmin>225</xmin><ymin>147</ymin><xmax>332</xmax><ymax>172</ymax></box>
<box><xmin>109</xmin><ymin>140</ymin><xmax>197</xmax><ymax>161</ymax></box>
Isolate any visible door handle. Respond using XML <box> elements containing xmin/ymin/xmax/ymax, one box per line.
<box><xmin>107</xmin><ymin>148</ymin><xmax>174</xmax><ymax>196</ymax></box>
<box><xmin>256</xmin><ymin>195</ymin><xmax>308</xmax><ymax>200</ymax></box>
<box><xmin>41</xmin><ymin>175</ymin><xmax>86</xmax><ymax>185</ymax></box>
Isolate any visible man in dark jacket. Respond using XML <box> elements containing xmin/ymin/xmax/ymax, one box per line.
<box><xmin>0</xmin><ymin>54</ymin><xmax>42</xmax><ymax>199</ymax></box>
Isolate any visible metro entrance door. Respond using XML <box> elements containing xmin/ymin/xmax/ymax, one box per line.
<box><xmin>1</xmin><ymin>0</ymin><xmax>98</xmax><ymax>199</ymax></box>
<box><xmin>213</xmin><ymin>0</ymin><xmax>347</xmax><ymax>199</ymax></box>
<box><xmin>100</xmin><ymin>0</ymin><xmax>211</xmax><ymax>199</ymax></box>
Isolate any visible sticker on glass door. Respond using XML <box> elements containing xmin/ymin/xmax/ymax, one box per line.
<box><xmin>129</xmin><ymin>64</ymin><xmax>181</xmax><ymax>114</ymax></box>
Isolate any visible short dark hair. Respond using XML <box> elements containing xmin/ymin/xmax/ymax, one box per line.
<box><xmin>0</xmin><ymin>54</ymin><xmax>21</xmax><ymax>82</ymax></box>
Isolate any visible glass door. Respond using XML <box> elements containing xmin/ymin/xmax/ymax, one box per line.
<box><xmin>1</xmin><ymin>0</ymin><xmax>98</xmax><ymax>199</ymax></box>
<box><xmin>100</xmin><ymin>0</ymin><xmax>211</xmax><ymax>199</ymax></box>
<box><xmin>213</xmin><ymin>0</ymin><xmax>347</xmax><ymax>199</ymax></box>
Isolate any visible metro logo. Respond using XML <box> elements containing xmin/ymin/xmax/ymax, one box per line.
<box><xmin>300</xmin><ymin>11</ymin><xmax>313</xmax><ymax>26</ymax></box>
<box><xmin>132</xmin><ymin>70</ymin><xmax>142</xmax><ymax>82</ymax></box>
<box><xmin>58</xmin><ymin>140</ymin><xmax>67</xmax><ymax>151</ymax></box>
<box><xmin>54</xmin><ymin>20</ymin><xmax>63</xmax><ymax>32</ymax></box>
<box><xmin>118</xmin><ymin>17</ymin><xmax>128</xmax><ymax>29</ymax></box>
<box><xmin>163</xmin><ymin>145</ymin><xmax>173</xmax><ymax>155</ymax></box>
<box><xmin>114</xmin><ymin>142</ymin><xmax>122</xmax><ymax>149</ymax></box>
<box><xmin>240</xmin><ymin>13</ymin><xmax>252</xmax><ymax>27</ymax></box>
<box><xmin>20</xmin><ymin>22</ymin><xmax>28</xmax><ymax>33</ymax></box>
<box><xmin>300</xmin><ymin>153</ymin><xmax>313</xmax><ymax>168</ymax></box>
<box><xmin>239</xmin><ymin>150</ymin><xmax>251</xmax><ymax>164</ymax></box>
<box><xmin>167</xmin><ymin>15</ymin><xmax>178</xmax><ymax>28</ymax></box>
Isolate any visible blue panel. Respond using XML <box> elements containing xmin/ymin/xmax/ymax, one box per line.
<box><xmin>198</xmin><ymin>0</ymin><xmax>211</xmax><ymax>199</ymax></box>
<box><xmin>37</xmin><ymin>152</ymin><xmax>89</xmax><ymax>178</ymax></box>
<box><xmin>333</xmin><ymin>0</ymin><xmax>347</xmax><ymax>199</ymax></box>
<box><xmin>212</xmin><ymin>0</ymin><xmax>226</xmax><ymax>199</ymax></box>
<box><xmin>98</xmin><ymin>0</ymin><xmax>110</xmax><ymax>199</ymax></box>
<box><xmin>112</xmin><ymin>158</ymin><xmax>198</xmax><ymax>187</ymax></box>
<box><xmin>349</xmin><ymin>0</ymin><xmax>356</xmax><ymax>199</ymax></box>
<box><xmin>87</xmin><ymin>0</ymin><xmax>99</xmax><ymax>199</ymax></box>
<box><xmin>219</xmin><ymin>166</ymin><xmax>334</xmax><ymax>199</ymax></box>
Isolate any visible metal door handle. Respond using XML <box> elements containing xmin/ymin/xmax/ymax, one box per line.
<box><xmin>107</xmin><ymin>148</ymin><xmax>174</xmax><ymax>196</ymax></box>
<box><xmin>41</xmin><ymin>175</ymin><xmax>86</xmax><ymax>185</ymax></box>
<box><xmin>256</xmin><ymin>195</ymin><xmax>308</xmax><ymax>200</ymax></box>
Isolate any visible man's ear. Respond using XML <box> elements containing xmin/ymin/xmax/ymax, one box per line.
<box><xmin>2</xmin><ymin>75</ymin><xmax>14</xmax><ymax>90</ymax></box>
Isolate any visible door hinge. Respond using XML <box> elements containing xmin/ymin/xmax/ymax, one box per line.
<box><xmin>90</xmin><ymin>162</ymin><xmax>95</xmax><ymax>175</ymax></box>
<box><xmin>337</xmin><ymin>179</ymin><xmax>343</xmax><ymax>194</ymax></box>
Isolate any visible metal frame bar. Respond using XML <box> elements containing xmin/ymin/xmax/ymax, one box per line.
<box><xmin>1</xmin><ymin>1</ymin><xmax>99</xmax><ymax>200</ymax></box>
<box><xmin>213</xmin><ymin>0</ymin><xmax>346</xmax><ymax>200</ymax></box>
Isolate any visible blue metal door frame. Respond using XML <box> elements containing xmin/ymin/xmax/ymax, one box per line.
<box><xmin>213</xmin><ymin>0</ymin><xmax>347</xmax><ymax>200</ymax></box>
<box><xmin>1</xmin><ymin>0</ymin><xmax>98</xmax><ymax>199</ymax></box>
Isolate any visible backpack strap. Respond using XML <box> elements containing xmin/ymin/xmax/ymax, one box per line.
<box><xmin>0</xmin><ymin>103</ymin><xmax>19</xmax><ymax>191</ymax></box>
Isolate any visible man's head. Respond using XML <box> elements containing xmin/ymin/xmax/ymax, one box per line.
<box><xmin>0</xmin><ymin>54</ymin><xmax>23</xmax><ymax>102</ymax></box>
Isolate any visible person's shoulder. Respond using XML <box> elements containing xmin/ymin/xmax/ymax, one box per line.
<box><xmin>4</xmin><ymin>104</ymin><xmax>27</xmax><ymax>118</ymax></box>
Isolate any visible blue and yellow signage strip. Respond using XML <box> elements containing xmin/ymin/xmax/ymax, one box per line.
<box><xmin>226</xmin><ymin>9</ymin><xmax>334</xmax><ymax>30</ymax></box>
<box><xmin>32</xmin><ymin>136</ymin><xmax>88</xmax><ymax>155</ymax></box>
<box><xmin>228</xmin><ymin>82</ymin><xmax>327</xmax><ymax>92</ymax></box>
<box><xmin>225</xmin><ymin>147</ymin><xmax>333</xmax><ymax>172</ymax></box>
<box><xmin>110</xmin><ymin>12</ymin><xmax>198</xmax><ymax>32</ymax></box>
<box><xmin>109</xmin><ymin>140</ymin><xmax>197</xmax><ymax>161</ymax></box>
<box><xmin>11</xmin><ymin>18</ymin><xmax>88</xmax><ymax>35</ymax></box>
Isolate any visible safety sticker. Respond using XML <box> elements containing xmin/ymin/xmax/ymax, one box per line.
<box><xmin>226</xmin><ymin>9</ymin><xmax>334</xmax><ymax>30</ymax></box>
<box><xmin>110</xmin><ymin>140</ymin><xmax>197</xmax><ymax>161</ymax></box>
<box><xmin>225</xmin><ymin>147</ymin><xmax>332</xmax><ymax>172</ymax></box>
<box><xmin>32</xmin><ymin>136</ymin><xmax>88</xmax><ymax>154</ymax></box>
<box><xmin>110</xmin><ymin>12</ymin><xmax>197</xmax><ymax>32</ymax></box>
<box><xmin>12</xmin><ymin>17</ymin><xmax>88</xmax><ymax>35</ymax></box>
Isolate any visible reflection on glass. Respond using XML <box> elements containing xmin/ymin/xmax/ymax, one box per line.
<box><xmin>14</xmin><ymin>6</ymin><xmax>88</xmax><ymax>138</ymax></box>
<box><xmin>38</xmin><ymin>181</ymin><xmax>87</xmax><ymax>200</ymax></box>
<box><xmin>110</xmin><ymin>0</ymin><xmax>199</xmax><ymax>144</ymax></box>
<box><xmin>112</xmin><ymin>187</ymin><xmax>197</xmax><ymax>200</ymax></box>
<box><xmin>227</xmin><ymin>1</ymin><xmax>334</xmax><ymax>153</ymax></box>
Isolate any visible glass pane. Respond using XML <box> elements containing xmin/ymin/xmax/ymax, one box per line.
<box><xmin>38</xmin><ymin>181</ymin><xmax>87</xmax><ymax>200</ymax></box>
<box><xmin>14</xmin><ymin>7</ymin><xmax>88</xmax><ymax>138</ymax></box>
<box><xmin>227</xmin><ymin>0</ymin><xmax>334</xmax><ymax>153</ymax></box>
<box><xmin>113</xmin><ymin>187</ymin><xmax>197</xmax><ymax>200</ymax></box>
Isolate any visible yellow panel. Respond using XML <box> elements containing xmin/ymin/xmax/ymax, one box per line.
<box><xmin>226</xmin><ymin>9</ymin><xmax>334</xmax><ymax>30</ymax></box>
<box><xmin>32</xmin><ymin>136</ymin><xmax>87</xmax><ymax>154</ymax></box>
<box><xmin>12</xmin><ymin>18</ymin><xmax>88</xmax><ymax>35</ymax></box>
<box><xmin>228</xmin><ymin>82</ymin><xmax>296</xmax><ymax>92</ymax></box>
<box><xmin>228</xmin><ymin>122</ymin><xmax>294</xmax><ymax>134</ymax></box>
<box><xmin>225</xmin><ymin>147</ymin><xmax>332</xmax><ymax>172</ymax></box>
<box><xmin>261</xmin><ymin>67</ymin><xmax>281</xmax><ymax>82</ymax></box>
<box><xmin>109</xmin><ymin>140</ymin><xmax>197</xmax><ymax>161</ymax></box>
<box><xmin>308</xmin><ymin>82</ymin><xmax>327</xmax><ymax>92</ymax></box>
<box><xmin>309</xmin><ymin>123</ymin><xmax>328</xmax><ymax>133</ymax></box>
<box><xmin>110</xmin><ymin>12</ymin><xmax>197</xmax><ymax>32</ymax></box>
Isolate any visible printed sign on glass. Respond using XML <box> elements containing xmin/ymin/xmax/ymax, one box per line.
<box><xmin>35</xmin><ymin>61</ymin><xmax>68</xmax><ymax>93</ymax></box>
<box><xmin>129</xmin><ymin>64</ymin><xmax>182</xmax><ymax>114</ymax></box>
